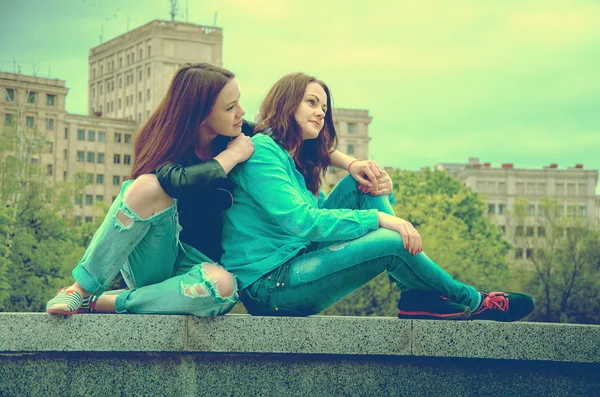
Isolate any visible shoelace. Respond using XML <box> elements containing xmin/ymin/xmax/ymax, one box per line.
<box><xmin>479</xmin><ymin>292</ymin><xmax>509</xmax><ymax>312</ymax></box>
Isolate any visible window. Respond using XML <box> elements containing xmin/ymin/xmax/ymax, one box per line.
<box><xmin>5</xmin><ymin>88</ymin><xmax>14</xmax><ymax>101</ymax></box>
<box><xmin>123</xmin><ymin>175</ymin><xmax>129</xmax><ymax>182</ymax></box>
<box><xmin>87</xmin><ymin>152</ymin><xmax>95</xmax><ymax>163</ymax></box>
<box><xmin>98</xmin><ymin>131</ymin><xmax>105</xmax><ymax>142</ymax></box>
<box><xmin>86</xmin><ymin>173</ymin><xmax>94</xmax><ymax>184</ymax></box>
<box><xmin>75</xmin><ymin>195</ymin><xmax>83</xmax><ymax>205</ymax></box>
<box><xmin>64</xmin><ymin>127</ymin><xmax>68</xmax><ymax>139</ymax></box>
<box><xmin>123</xmin><ymin>154</ymin><xmax>131</xmax><ymax>165</ymax></box>
<box><xmin>96</xmin><ymin>195</ymin><xmax>104</xmax><ymax>202</ymax></box>
<box><xmin>139</xmin><ymin>48</ymin><xmax>143</xmax><ymax>59</ymax></box>
<box><xmin>348</xmin><ymin>123</ymin><xmax>356</xmax><ymax>133</ymax></box>
<box><xmin>567</xmin><ymin>206</ymin><xmax>576</xmax><ymax>217</ymax></box>
<box><xmin>93</xmin><ymin>68</ymin><xmax>96</xmax><ymax>78</ymax></box>
<box><xmin>114</xmin><ymin>132</ymin><xmax>122</xmax><ymax>143</ymax></box>
<box><xmin>119</xmin><ymin>57</ymin><xmax>123</xmax><ymax>67</ymax></box>
<box><xmin>27</xmin><ymin>91</ymin><xmax>36</xmax><ymax>104</ymax></box>
<box><xmin>139</xmin><ymin>70</ymin><xmax>142</xmax><ymax>81</ymax></box>
<box><xmin>87</xmin><ymin>130</ymin><xmax>95</xmax><ymax>141</ymax></box>
<box><xmin>75</xmin><ymin>216</ymin><xmax>82</xmax><ymax>225</ymax></box>
<box><xmin>488</xmin><ymin>203</ymin><xmax>496</xmax><ymax>214</ymax></box>
<box><xmin>46</xmin><ymin>141</ymin><xmax>53</xmax><ymax>153</ymax></box>
<box><xmin>97</xmin><ymin>152</ymin><xmax>105</xmax><ymax>163</ymax></box>
<box><xmin>119</xmin><ymin>77</ymin><xmax>122</xmax><ymax>88</ymax></box>
<box><xmin>515</xmin><ymin>248</ymin><xmax>523</xmax><ymax>259</ymax></box>
<box><xmin>77</xmin><ymin>129</ymin><xmax>85</xmax><ymax>140</ymax></box>
<box><xmin>76</xmin><ymin>151</ymin><xmax>84</xmax><ymax>162</ymax></box>
<box><xmin>63</xmin><ymin>171</ymin><xmax>67</xmax><ymax>181</ymax></box>
<box><xmin>113</xmin><ymin>175</ymin><xmax>121</xmax><ymax>185</ymax></box>
<box><xmin>526</xmin><ymin>227</ymin><xmax>534</xmax><ymax>237</ymax></box>
<box><xmin>526</xmin><ymin>249</ymin><xmax>534</xmax><ymax>259</ymax></box>
<box><xmin>515</xmin><ymin>226</ymin><xmax>524</xmax><ymax>237</ymax></box>
<box><xmin>85</xmin><ymin>195</ymin><xmax>93</xmax><ymax>205</ymax></box>
<box><xmin>64</xmin><ymin>149</ymin><xmax>67</xmax><ymax>160</ymax></box>
<box><xmin>500</xmin><ymin>225</ymin><xmax>506</xmax><ymax>234</ymax></box>
<box><xmin>118</xmin><ymin>98</ymin><xmax>122</xmax><ymax>109</ymax></box>
<box><xmin>538</xmin><ymin>226</ymin><xmax>546</xmax><ymax>237</ymax></box>
<box><xmin>579</xmin><ymin>205</ymin><xmax>587</xmax><ymax>217</ymax></box>
<box><xmin>527</xmin><ymin>205</ymin><xmax>535</xmax><ymax>216</ymax></box>
<box><xmin>96</xmin><ymin>174</ymin><xmax>104</xmax><ymax>184</ymax></box>
<box><xmin>131</xmin><ymin>53</ymin><xmax>135</xmax><ymax>63</ymax></box>
<box><xmin>30</xmin><ymin>158</ymin><xmax>38</xmax><ymax>165</ymax></box>
<box><xmin>498</xmin><ymin>203</ymin><xmax>505</xmax><ymax>215</ymax></box>
<box><xmin>46</xmin><ymin>164</ymin><xmax>53</xmax><ymax>176</ymax></box>
<box><xmin>537</xmin><ymin>204</ymin><xmax>545</xmax><ymax>216</ymax></box>
<box><xmin>24</xmin><ymin>116</ymin><xmax>34</xmax><ymax>128</ymax></box>
<box><xmin>567</xmin><ymin>183</ymin><xmax>576</xmax><ymax>196</ymax></box>
<box><xmin>138</xmin><ymin>91</ymin><xmax>142</xmax><ymax>102</ymax></box>
<box><xmin>114</xmin><ymin>154</ymin><xmax>121</xmax><ymax>164</ymax></box>
<box><xmin>47</xmin><ymin>94</ymin><xmax>56</xmax><ymax>106</ymax></box>
<box><xmin>147</xmin><ymin>67</ymin><xmax>151</xmax><ymax>77</ymax></box>
<box><xmin>147</xmin><ymin>88</ymin><xmax>151</xmax><ymax>100</ymax></box>
<box><xmin>100</xmin><ymin>84</ymin><xmax>103</xmax><ymax>95</ymax></box>
<box><xmin>85</xmin><ymin>216</ymin><xmax>93</xmax><ymax>223</ymax></box>
<box><xmin>4</xmin><ymin>113</ymin><xmax>13</xmax><ymax>125</ymax></box>
<box><xmin>92</xmin><ymin>86</ymin><xmax>95</xmax><ymax>97</ymax></box>
<box><xmin>347</xmin><ymin>144</ymin><xmax>354</xmax><ymax>155</ymax></box>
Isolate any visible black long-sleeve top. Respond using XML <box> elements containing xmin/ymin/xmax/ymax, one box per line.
<box><xmin>154</xmin><ymin>120</ymin><xmax>255</xmax><ymax>261</ymax></box>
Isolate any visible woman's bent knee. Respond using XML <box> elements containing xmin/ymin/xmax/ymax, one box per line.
<box><xmin>123</xmin><ymin>174</ymin><xmax>173</xmax><ymax>219</ymax></box>
<box><xmin>203</xmin><ymin>264</ymin><xmax>236</xmax><ymax>298</ymax></box>
<box><xmin>181</xmin><ymin>263</ymin><xmax>236</xmax><ymax>300</ymax></box>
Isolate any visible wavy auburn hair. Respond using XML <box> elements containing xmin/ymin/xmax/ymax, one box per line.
<box><xmin>130</xmin><ymin>63</ymin><xmax>234</xmax><ymax>179</ymax></box>
<box><xmin>255</xmin><ymin>73</ymin><xmax>338</xmax><ymax>194</ymax></box>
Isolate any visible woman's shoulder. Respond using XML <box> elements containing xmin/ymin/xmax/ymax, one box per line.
<box><xmin>250</xmin><ymin>133</ymin><xmax>285</xmax><ymax>156</ymax></box>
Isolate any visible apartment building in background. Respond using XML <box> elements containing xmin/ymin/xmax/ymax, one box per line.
<box><xmin>88</xmin><ymin>20</ymin><xmax>223</xmax><ymax>124</ymax></box>
<box><xmin>0</xmin><ymin>71</ymin><xmax>136</xmax><ymax>223</ymax></box>
<box><xmin>325</xmin><ymin>108</ymin><xmax>373</xmax><ymax>186</ymax></box>
<box><xmin>436</xmin><ymin>157</ymin><xmax>599</xmax><ymax>261</ymax></box>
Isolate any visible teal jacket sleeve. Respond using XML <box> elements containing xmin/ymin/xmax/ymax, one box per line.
<box><xmin>156</xmin><ymin>159</ymin><xmax>234</xmax><ymax>199</ymax></box>
<box><xmin>231</xmin><ymin>135</ymin><xmax>379</xmax><ymax>242</ymax></box>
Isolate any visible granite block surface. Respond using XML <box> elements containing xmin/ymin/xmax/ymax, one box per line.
<box><xmin>185</xmin><ymin>314</ymin><xmax>412</xmax><ymax>355</ymax></box>
<box><xmin>411</xmin><ymin>320</ymin><xmax>600</xmax><ymax>363</ymax></box>
<box><xmin>0</xmin><ymin>313</ymin><xmax>186</xmax><ymax>352</ymax></box>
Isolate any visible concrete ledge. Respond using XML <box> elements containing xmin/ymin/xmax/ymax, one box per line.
<box><xmin>1</xmin><ymin>314</ymin><xmax>599</xmax><ymax>396</ymax></box>
<box><xmin>1</xmin><ymin>313</ymin><xmax>598</xmax><ymax>363</ymax></box>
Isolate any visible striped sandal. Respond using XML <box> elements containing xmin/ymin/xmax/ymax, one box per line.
<box><xmin>46</xmin><ymin>287</ymin><xmax>97</xmax><ymax>315</ymax></box>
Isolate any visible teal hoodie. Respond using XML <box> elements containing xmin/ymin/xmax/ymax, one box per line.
<box><xmin>221</xmin><ymin>133</ymin><xmax>380</xmax><ymax>289</ymax></box>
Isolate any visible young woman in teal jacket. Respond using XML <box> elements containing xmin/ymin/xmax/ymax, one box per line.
<box><xmin>46</xmin><ymin>63</ymin><xmax>253</xmax><ymax>315</ymax></box>
<box><xmin>221</xmin><ymin>73</ymin><xmax>535</xmax><ymax>321</ymax></box>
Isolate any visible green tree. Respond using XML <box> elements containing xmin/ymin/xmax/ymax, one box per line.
<box><xmin>323</xmin><ymin>169</ymin><xmax>511</xmax><ymax>317</ymax></box>
<box><xmin>508</xmin><ymin>198</ymin><xmax>600</xmax><ymax>323</ymax></box>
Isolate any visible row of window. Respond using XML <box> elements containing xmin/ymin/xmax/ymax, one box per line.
<box><xmin>92</xmin><ymin>68</ymin><xmax>152</xmax><ymax>97</ymax></box>
<box><xmin>74</xmin><ymin>172</ymin><xmax>129</xmax><ymax>186</ymax></box>
<box><xmin>488</xmin><ymin>203</ymin><xmax>587</xmax><ymax>217</ymax></box>
<box><xmin>476</xmin><ymin>180</ymin><xmax>589</xmax><ymax>196</ymax></box>
<box><xmin>4</xmin><ymin>114</ymin><xmax>55</xmax><ymax>130</ymax></box>
<box><xmin>73</xmin><ymin>130</ymin><xmax>131</xmax><ymax>144</ymax></box>
<box><xmin>4</xmin><ymin>88</ymin><xmax>56</xmax><ymax>106</ymax></box>
<box><xmin>92</xmin><ymin>45</ymin><xmax>152</xmax><ymax>78</ymax></box>
<box><xmin>75</xmin><ymin>151</ymin><xmax>131</xmax><ymax>165</ymax></box>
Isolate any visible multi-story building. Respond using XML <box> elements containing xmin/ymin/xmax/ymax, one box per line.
<box><xmin>436</xmin><ymin>158</ymin><xmax>599</xmax><ymax>260</ymax></box>
<box><xmin>88</xmin><ymin>20</ymin><xmax>223</xmax><ymax>124</ymax></box>
<box><xmin>324</xmin><ymin>108</ymin><xmax>372</xmax><ymax>186</ymax></box>
<box><xmin>0</xmin><ymin>71</ymin><xmax>136</xmax><ymax>223</ymax></box>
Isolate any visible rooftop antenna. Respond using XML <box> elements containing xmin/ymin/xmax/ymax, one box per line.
<box><xmin>169</xmin><ymin>0</ymin><xmax>178</xmax><ymax>21</ymax></box>
<box><xmin>213</xmin><ymin>11</ymin><xmax>217</xmax><ymax>26</ymax></box>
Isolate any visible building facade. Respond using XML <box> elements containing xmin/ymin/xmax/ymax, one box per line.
<box><xmin>88</xmin><ymin>20</ymin><xmax>223</xmax><ymax>123</ymax></box>
<box><xmin>324</xmin><ymin>108</ymin><xmax>373</xmax><ymax>186</ymax></box>
<box><xmin>436</xmin><ymin>158</ymin><xmax>599</xmax><ymax>260</ymax></box>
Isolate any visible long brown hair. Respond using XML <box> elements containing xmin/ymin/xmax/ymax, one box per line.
<box><xmin>255</xmin><ymin>73</ymin><xmax>337</xmax><ymax>194</ymax></box>
<box><xmin>130</xmin><ymin>63</ymin><xmax>234</xmax><ymax>179</ymax></box>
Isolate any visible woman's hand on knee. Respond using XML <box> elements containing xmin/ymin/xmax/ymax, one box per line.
<box><xmin>349</xmin><ymin>160</ymin><xmax>382</xmax><ymax>191</ymax></box>
<box><xmin>377</xmin><ymin>212</ymin><xmax>422</xmax><ymax>255</ymax></box>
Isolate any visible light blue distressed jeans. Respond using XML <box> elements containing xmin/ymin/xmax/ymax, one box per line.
<box><xmin>71</xmin><ymin>180</ymin><xmax>238</xmax><ymax>315</ymax></box>
<box><xmin>241</xmin><ymin>175</ymin><xmax>481</xmax><ymax>316</ymax></box>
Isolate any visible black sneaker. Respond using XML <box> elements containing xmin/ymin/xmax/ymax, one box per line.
<box><xmin>471</xmin><ymin>291</ymin><xmax>534</xmax><ymax>322</ymax></box>
<box><xmin>398</xmin><ymin>290</ymin><xmax>471</xmax><ymax>320</ymax></box>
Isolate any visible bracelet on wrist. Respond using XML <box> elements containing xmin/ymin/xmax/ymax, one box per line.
<box><xmin>347</xmin><ymin>159</ymin><xmax>363</xmax><ymax>173</ymax></box>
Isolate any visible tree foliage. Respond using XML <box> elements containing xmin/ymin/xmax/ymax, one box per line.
<box><xmin>507</xmin><ymin>198</ymin><xmax>600</xmax><ymax>324</ymax></box>
<box><xmin>323</xmin><ymin>169</ymin><xmax>511</xmax><ymax>317</ymax></box>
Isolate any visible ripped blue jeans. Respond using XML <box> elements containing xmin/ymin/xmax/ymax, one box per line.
<box><xmin>71</xmin><ymin>179</ymin><xmax>238</xmax><ymax>316</ymax></box>
<box><xmin>241</xmin><ymin>175</ymin><xmax>481</xmax><ymax>316</ymax></box>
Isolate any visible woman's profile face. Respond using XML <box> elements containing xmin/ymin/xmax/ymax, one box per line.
<box><xmin>294</xmin><ymin>82</ymin><xmax>327</xmax><ymax>141</ymax></box>
<box><xmin>201</xmin><ymin>78</ymin><xmax>245</xmax><ymax>138</ymax></box>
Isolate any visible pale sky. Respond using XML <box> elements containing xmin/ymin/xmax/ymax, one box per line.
<box><xmin>1</xmin><ymin>0</ymin><xmax>599</xmax><ymax>189</ymax></box>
